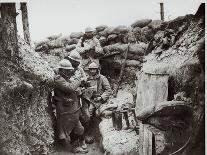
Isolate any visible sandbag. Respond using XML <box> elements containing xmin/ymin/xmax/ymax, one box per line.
<box><xmin>58</xmin><ymin>35</ymin><xmax>70</xmax><ymax>43</ymax></box>
<box><xmin>65</xmin><ymin>44</ymin><xmax>76</xmax><ymax>52</ymax></box>
<box><xmin>131</xmin><ymin>19</ymin><xmax>152</xmax><ymax>28</ymax></box>
<box><xmin>103</xmin><ymin>43</ymin><xmax>127</xmax><ymax>54</ymax></box>
<box><xmin>95</xmin><ymin>25</ymin><xmax>108</xmax><ymax>32</ymax></box>
<box><xmin>70</xmin><ymin>32</ymin><xmax>84</xmax><ymax>39</ymax></box>
<box><xmin>101</xmin><ymin>27</ymin><xmax>115</xmax><ymax>36</ymax></box>
<box><xmin>137</xmin><ymin>101</ymin><xmax>192</xmax><ymax>121</ymax></box>
<box><xmin>125</xmin><ymin>60</ymin><xmax>141</xmax><ymax>67</ymax></box>
<box><xmin>148</xmin><ymin>20</ymin><xmax>163</xmax><ymax>30</ymax></box>
<box><xmin>95</xmin><ymin>35</ymin><xmax>101</xmax><ymax>39</ymax></box>
<box><xmin>99</xmin><ymin>36</ymin><xmax>107</xmax><ymax>46</ymax></box>
<box><xmin>107</xmin><ymin>34</ymin><xmax>118</xmax><ymax>41</ymax></box>
<box><xmin>60</xmin><ymin>36</ymin><xmax>78</xmax><ymax>46</ymax></box>
<box><xmin>35</xmin><ymin>39</ymin><xmax>50</xmax><ymax>48</ymax></box>
<box><xmin>35</xmin><ymin>44</ymin><xmax>49</xmax><ymax>52</ymax></box>
<box><xmin>47</xmin><ymin>33</ymin><xmax>62</xmax><ymax>41</ymax></box>
<box><xmin>132</xmin><ymin>27</ymin><xmax>141</xmax><ymax>34</ymax></box>
<box><xmin>113</xmin><ymin>25</ymin><xmax>130</xmax><ymax>34</ymax></box>
<box><xmin>47</xmin><ymin>38</ymin><xmax>63</xmax><ymax>49</ymax></box>
<box><xmin>128</xmin><ymin>43</ymin><xmax>147</xmax><ymax>55</ymax></box>
<box><xmin>123</xmin><ymin>53</ymin><xmax>144</xmax><ymax>61</ymax></box>
<box><xmin>140</xmin><ymin>26</ymin><xmax>155</xmax><ymax>42</ymax></box>
<box><xmin>132</xmin><ymin>27</ymin><xmax>141</xmax><ymax>39</ymax></box>
<box><xmin>154</xmin><ymin>31</ymin><xmax>165</xmax><ymax>43</ymax></box>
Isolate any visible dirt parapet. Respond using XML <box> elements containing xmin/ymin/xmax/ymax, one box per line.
<box><xmin>0</xmin><ymin>38</ymin><xmax>55</xmax><ymax>154</ymax></box>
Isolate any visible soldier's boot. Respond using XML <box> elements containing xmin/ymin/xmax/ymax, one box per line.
<box><xmin>79</xmin><ymin>139</ymin><xmax>88</xmax><ymax>151</ymax></box>
<box><xmin>72</xmin><ymin>140</ymin><xmax>88</xmax><ymax>154</ymax></box>
<box><xmin>85</xmin><ymin>135</ymin><xmax>94</xmax><ymax>144</ymax></box>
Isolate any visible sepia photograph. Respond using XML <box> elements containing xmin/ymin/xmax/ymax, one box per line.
<box><xmin>0</xmin><ymin>0</ymin><xmax>205</xmax><ymax>154</ymax></box>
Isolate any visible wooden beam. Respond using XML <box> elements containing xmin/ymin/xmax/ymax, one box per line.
<box><xmin>20</xmin><ymin>2</ymin><xmax>31</xmax><ymax>44</ymax></box>
<box><xmin>0</xmin><ymin>3</ymin><xmax>19</xmax><ymax>62</ymax></box>
<box><xmin>160</xmin><ymin>3</ymin><xmax>164</xmax><ymax>21</ymax></box>
<box><xmin>139</xmin><ymin>121</ymin><xmax>155</xmax><ymax>155</ymax></box>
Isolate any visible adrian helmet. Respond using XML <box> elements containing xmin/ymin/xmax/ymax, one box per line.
<box><xmin>88</xmin><ymin>62</ymin><xmax>99</xmax><ymax>69</ymax></box>
<box><xmin>85</xmin><ymin>26</ymin><xmax>94</xmax><ymax>33</ymax></box>
<box><xmin>58</xmin><ymin>59</ymin><xmax>74</xmax><ymax>70</ymax></box>
<box><xmin>68</xmin><ymin>50</ymin><xmax>81</xmax><ymax>63</ymax></box>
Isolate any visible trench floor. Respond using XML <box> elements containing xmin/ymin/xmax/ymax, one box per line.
<box><xmin>51</xmin><ymin>118</ymin><xmax>104</xmax><ymax>155</ymax></box>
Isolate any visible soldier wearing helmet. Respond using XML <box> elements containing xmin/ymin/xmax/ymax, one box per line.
<box><xmin>81</xmin><ymin>62</ymin><xmax>112</xmax><ymax>144</ymax></box>
<box><xmin>76</xmin><ymin>26</ymin><xmax>104</xmax><ymax>75</ymax></box>
<box><xmin>53</xmin><ymin>59</ymin><xmax>88</xmax><ymax>154</ymax></box>
<box><xmin>66</xmin><ymin>50</ymin><xmax>89</xmax><ymax>151</ymax></box>
<box><xmin>66</xmin><ymin>50</ymin><xmax>87</xmax><ymax>82</ymax></box>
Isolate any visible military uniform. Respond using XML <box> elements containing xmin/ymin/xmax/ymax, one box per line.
<box><xmin>76</xmin><ymin>37</ymin><xmax>104</xmax><ymax>74</ymax></box>
<box><xmin>86</xmin><ymin>73</ymin><xmax>112</xmax><ymax>115</ymax></box>
<box><xmin>54</xmin><ymin>74</ymin><xmax>84</xmax><ymax>140</ymax></box>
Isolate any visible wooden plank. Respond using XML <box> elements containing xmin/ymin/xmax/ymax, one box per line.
<box><xmin>20</xmin><ymin>2</ymin><xmax>31</xmax><ymax>45</ymax></box>
<box><xmin>139</xmin><ymin>123</ymin><xmax>153</xmax><ymax>155</ymax></box>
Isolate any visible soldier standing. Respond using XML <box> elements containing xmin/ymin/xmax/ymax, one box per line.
<box><xmin>66</xmin><ymin>50</ymin><xmax>89</xmax><ymax>151</ymax></box>
<box><xmin>53</xmin><ymin>59</ymin><xmax>88</xmax><ymax>154</ymax></box>
<box><xmin>76</xmin><ymin>26</ymin><xmax>104</xmax><ymax>76</ymax></box>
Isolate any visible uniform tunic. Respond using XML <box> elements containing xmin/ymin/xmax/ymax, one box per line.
<box><xmin>54</xmin><ymin>75</ymin><xmax>84</xmax><ymax>140</ymax></box>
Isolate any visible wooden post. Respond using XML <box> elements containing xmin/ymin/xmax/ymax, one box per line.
<box><xmin>139</xmin><ymin>121</ymin><xmax>155</xmax><ymax>155</ymax></box>
<box><xmin>20</xmin><ymin>2</ymin><xmax>31</xmax><ymax>45</ymax></box>
<box><xmin>0</xmin><ymin>3</ymin><xmax>19</xmax><ymax>62</ymax></box>
<box><xmin>160</xmin><ymin>3</ymin><xmax>164</xmax><ymax>21</ymax></box>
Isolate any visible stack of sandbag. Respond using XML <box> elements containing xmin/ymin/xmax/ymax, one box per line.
<box><xmin>131</xmin><ymin>19</ymin><xmax>152</xmax><ymax>28</ymax></box>
<box><xmin>103</xmin><ymin>43</ymin><xmax>128</xmax><ymax>55</ymax></box>
<box><xmin>95</xmin><ymin>25</ymin><xmax>130</xmax><ymax>45</ymax></box>
<box><xmin>35</xmin><ymin>34</ymin><xmax>79</xmax><ymax>52</ymax></box>
<box><xmin>47</xmin><ymin>33</ymin><xmax>62</xmax><ymax>41</ymax></box>
<box><xmin>148</xmin><ymin>20</ymin><xmax>163</xmax><ymax>30</ymax></box>
<box><xmin>69</xmin><ymin>32</ymin><xmax>84</xmax><ymax>39</ymax></box>
<box><xmin>103</xmin><ymin>42</ymin><xmax>147</xmax><ymax>63</ymax></box>
<box><xmin>65</xmin><ymin>44</ymin><xmax>76</xmax><ymax>52</ymax></box>
<box><xmin>130</xmin><ymin>19</ymin><xmax>163</xmax><ymax>43</ymax></box>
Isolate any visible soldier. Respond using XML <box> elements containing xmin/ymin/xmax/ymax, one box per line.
<box><xmin>66</xmin><ymin>50</ymin><xmax>87</xmax><ymax>82</ymax></box>
<box><xmin>53</xmin><ymin>59</ymin><xmax>88</xmax><ymax>154</ymax></box>
<box><xmin>82</xmin><ymin>62</ymin><xmax>112</xmax><ymax>144</ymax></box>
<box><xmin>66</xmin><ymin>50</ymin><xmax>89</xmax><ymax>151</ymax></box>
<box><xmin>76</xmin><ymin>26</ymin><xmax>104</xmax><ymax>76</ymax></box>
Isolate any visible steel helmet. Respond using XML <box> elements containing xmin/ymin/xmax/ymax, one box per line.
<box><xmin>88</xmin><ymin>62</ymin><xmax>99</xmax><ymax>69</ymax></box>
<box><xmin>68</xmin><ymin>50</ymin><xmax>81</xmax><ymax>63</ymax></box>
<box><xmin>58</xmin><ymin>59</ymin><xmax>74</xmax><ymax>70</ymax></box>
<box><xmin>85</xmin><ymin>26</ymin><xmax>94</xmax><ymax>33</ymax></box>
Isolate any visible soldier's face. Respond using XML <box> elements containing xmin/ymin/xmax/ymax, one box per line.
<box><xmin>71</xmin><ymin>60</ymin><xmax>80</xmax><ymax>69</ymax></box>
<box><xmin>60</xmin><ymin>69</ymin><xmax>74</xmax><ymax>78</ymax></box>
<box><xmin>85</xmin><ymin>31</ymin><xmax>93</xmax><ymax>38</ymax></box>
<box><xmin>89</xmin><ymin>68</ymin><xmax>97</xmax><ymax>76</ymax></box>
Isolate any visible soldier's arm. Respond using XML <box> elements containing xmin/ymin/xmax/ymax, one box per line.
<box><xmin>54</xmin><ymin>75</ymin><xmax>81</xmax><ymax>92</ymax></box>
<box><xmin>94</xmin><ymin>38</ymin><xmax>103</xmax><ymax>54</ymax></box>
<box><xmin>100</xmin><ymin>76</ymin><xmax>112</xmax><ymax>101</ymax></box>
<box><xmin>79</xmin><ymin>67</ymin><xmax>87</xmax><ymax>82</ymax></box>
<box><xmin>76</xmin><ymin>37</ymin><xmax>90</xmax><ymax>55</ymax></box>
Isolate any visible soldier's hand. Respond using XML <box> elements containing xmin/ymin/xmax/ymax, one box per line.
<box><xmin>89</xmin><ymin>85</ymin><xmax>97</xmax><ymax>92</ymax></box>
<box><xmin>94</xmin><ymin>97</ymin><xmax>102</xmax><ymax>102</ymax></box>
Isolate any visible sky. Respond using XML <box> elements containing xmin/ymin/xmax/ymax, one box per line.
<box><xmin>15</xmin><ymin>0</ymin><xmax>204</xmax><ymax>41</ymax></box>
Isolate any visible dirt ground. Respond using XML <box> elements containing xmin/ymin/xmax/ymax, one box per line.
<box><xmin>51</xmin><ymin>142</ymin><xmax>104</xmax><ymax>155</ymax></box>
<box><xmin>51</xmin><ymin>118</ymin><xmax>104</xmax><ymax>155</ymax></box>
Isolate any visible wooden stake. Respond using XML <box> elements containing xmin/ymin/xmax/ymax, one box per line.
<box><xmin>160</xmin><ymin>3</ymin><xmax>164</xmax><ymax>21</ymax></box>
<box><xmin>20</xmin><ymin>2</ymin><xmax>31</xmax><ymax>45</ymax></box>
<box><xmin>114</xmin><ymin>43</ymin><xmax>130</xmax><ymax>97</ymax></box>
<box><xmin>0</xmin><ymin>3</ymin><xmax>19</xmax><ymax>62</ymax></box>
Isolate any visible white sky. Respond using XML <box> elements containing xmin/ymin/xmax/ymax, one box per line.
<box><xmin>15</xmin><ymin>0</ymin><xmax>204</xmax><ymax>41</ymax></box>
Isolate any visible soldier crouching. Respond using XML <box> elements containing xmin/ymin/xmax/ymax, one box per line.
<box><xmin>81</xmin><ymin>62</ymin><xmax>112</xmax><ymax>144</ymax></box>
